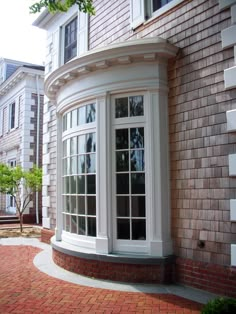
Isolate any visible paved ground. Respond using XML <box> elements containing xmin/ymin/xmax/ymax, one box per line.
<box><xmin>0</xmin><ymin>238</ymin><xmax>215</xmax><ymax>313</ymax></box>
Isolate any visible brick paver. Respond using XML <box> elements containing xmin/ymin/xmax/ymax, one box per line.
<box><xmin>0</xmin><ymin>245</ymin><xmax>203</xmax><ymax>313</ymax></box>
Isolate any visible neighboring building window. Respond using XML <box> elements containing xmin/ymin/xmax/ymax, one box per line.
<box><xmin>152</xmin><ymin>0</ymin><xmax>173</xmax><ymax>12</ymax></box>
<box><xmin>9</xmin><ymin>102</ymin><xmax>15</xmax><ymax>130</ymax></box>
<box><xmin>62</xmin><ymin>103</ymin><xmax>96</xmax><ymax>237</ymax></box>
<box><xmin>64</xmin><ymin>17</ymin><xmax>78</xmax><ymax>63</ymax></box>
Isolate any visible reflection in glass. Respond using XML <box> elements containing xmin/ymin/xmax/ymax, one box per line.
<box><xmin>131</xmin><ymin>196</ymin><xmax>145</xmax><ymax>217</ymax></box>
<box><xmin>63</xmin><ymin>141</ymin><xmax>67</xmax><ymax>157</ymax></box>
<box><xmin>131</xmin><ymin>173</ymin><xmax>145</xmax><ymax>194</ymax></box>
<box><xmin>65</xmin><ymin>177</ymin><xmax>70</xmax><ymax>194</ymax></box>
<box><xmin>71</xmin><ymin>196</ymin><xmax>76</xmax><ymax>213</ymax></box>
<box><xmin>87</xmin><ymin>175</ymin><xmax>96</xmax><ymax>194</ymax></box>
<box><xmin>86</xmin><ymin>133</ymin><xmax>96</xmax><ymax>152</ymax></box>
<box><xmin>116</xmin><ymin>129</ymin><xmax>128</xmax><ymax>149</ymax></box>
<box><xmin>117</xmin><ymin>196</ymin><xmax>129</xmax><ymax>217</ymax></box>
<box><xmin>64</xmin><ymin>195</ymin><xmax>70</xmax><ymax>213</ymax></box>
<box><xmin>87</xmin><ymin>196</ymin><xmax>96</xmax><ymax>215</ymax></box>
<box><xmin>63</xmin><ymin>115</ymin><xmax>67</xmax><ymax>132</ymax></box>
<box><xmin>78</xmin><ymin>135</ymin><xmax>86</xmax><ymax>154</ymax></box>
<box><xmin>66</xmin><ymin>158</ymin><xmax>70</xmax><ymax>175</ymax></box>
<box><xmin>86</xmin><ymin>104</ymin><xmax>96</xmax><ymax>123</ymax></box>
<box><xmin>131</xmin><ymin>150</ymin><xmax>144</xmax><ymax>171</ymax></box>
<box><xmin>77</xmin><ymin>175</ymin><xmax>85</xmax><ymax>194</ymax></box>
<box><xmin>130</xmin><ymin>128</ymin><xmax>144</xmax><ymax>148</ymax></box>
<box><xmin>70</xmin><ymin>176</ymin><xmax>76</xmax><ymax>194</ymax></box>
<box><xmin>115</xmin><ymin>98</ymin><xmax>128</xmax><ymax>118</ymax></box>
<box><xmin>71</xmin><ymin>109</ymin><xmax>78</xmax><ymax>128</ymax></box>
<box><xmin>116</xmin><ymin>174</ymin><xmax>129</xmax><ymax>194</ymax></box>
<box><xmin>70</xmin><ymin>137</ymin><xmax>77</xmax><ymax>155</ymax></box>
<box><xmin>88</xmin><ymin>217</ymin><xmax>96</xmax><ymax>236</ymax></box>
<box><xmin>78</xmin><ymin>106</ymin><xmax>86</xmax><ymax>125</ymax></box>
<box><xmin>65</xmin><ymin>214</ymin><xmax>70</xmax><ymax>232</ymax></box>
<box><xmin>116</xmin><ymin>151</ymin><xmax>129</xmax><ymax>172</ymax></box>
<box><xmin>78</xmin><ymin>196</ymin><xmax>85</xmax><ymax>214</ymax></box>
<box><xmin>87</xmin><ymin>154</ymin><xmax>96</xmax><ymax>173</ymax></box>
<box><xmin>63</xmin><ymin>159</ymin><xmax>67</xmax><ymax>175</ymax></box>
<box><xmin>129</xmin><ymin>96</ymin><xmax>144</xmax><ymax>117</ymax></box>
<box><xmin>78</xmin><ymin>155</ymin><xmax>85</xmax><ymax>174</ymax></box>
<box><xmin>78</xmin><ymin>216</ymin><xmax>85</xmax><ymax>235</ymax></box>
<box><xmin>117</xmin><ymin>219</ymin><xmax>130</xmax><ymax>239</ymax></box>
<box><xmin>70</xmin><ymin>156</ymin><xmax>77</xmax><ymax>174</ymax></box>
<box><xmin>71</xmin><ymin>215</ymin><xmax>77</xmax><ymax>233</ymax></box>
<box><xmin>66</xmin><ymin>138</ymin><xmax>70</xmax><ymax>156</ymax></box>
<box><xmin>132</xmin><ymin>219</ymin><xmax>146</xmax><ymax>240</ymax></box>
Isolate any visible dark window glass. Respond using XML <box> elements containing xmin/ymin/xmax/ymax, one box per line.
<box><xmin>131</xmin><ymin>150</ymin><xmax>144</xmax><ymax>171</ymax></box>
<box><xmin>132</xmin><ymin>219</ymin><xmax>146</xmax><ymax>240</ymax></box>
<box><xmin>86</xmin><ymin>133</ymin><xmax>96</xmax><ymax>152</ymax></box>
<box><xmin>87</xmin><ymin>196</ymin><xmax>96</xmax><ymax>215</ymax></box>
<box><xmin>153</xmin><ymin>0</ymin><xmax>172</xmax><ymax>12</ymax></box>
<box><xmin>87</xmin><ymin>217</ymin><xmax>96</xmax><ymax>236</ymax></box>
<box><xmin>64</xmin><ymin>17</ymin><xmax>77</xmax><ymax>63</ymax></box>
<box><xmin>116</xmin><ymin>174</ymin><xmax>129</xmax><ymax>194</ymax></box>
<box><xmin>130</xmin><ymin>128</ymin><xmax>144</xmax><ymax>149</ymax></box>
<box><xmin>87</xmin><ymin>154</ymin><xmax>96</xmax><ymax>173</ymax></box>
<box><xmin>115</xmin><ymin>98</ymin><xmax>128</xmax><ymax>118</ymax></box>
<box><xmin>129</xmin><ymin>96</ymin><xmax>144</xmax><ymax>117</ymax></box>
<box><xmin>116</xmin><ymin>151</ymin><xmax>129</xmax><ymax>172</ymax></box>
<box><xmin>87</xmin><ymin>175</ymin><xmax>96</xmax><ymax>194</ymax></box>
<box><xmin>116</xmin><ymin>129</ymin><xmax>128</xmax><ymax>149</ymax></box>
<box><xmin>117</xmin><ymin>196</ymin><xmax>130</xmax><ymax>217</ymax></box>
<box><xmin>131</xmin><ymin>173</ymin><xmax>145</xmax><ymax>194</ymax></box>
<box><xmin>86</xmin><ymin>104</ymin><xmax>96</xmax><ymax>123</ymax></box>
<box><xmin>77</xmin><ymin>175</ymin><xmax>85</xmax><ymax>194</ymax></box>
<box><xmin>117</xmin><ymin>219</ymin><xmax>130</xmax><ymax>239</ymax></box>
<box><xmin>131</xmin><ymin>196</ymin><xmax>145</xmax><ymax>217</ymax></box>
<box><xmin>71</xmin><ymin>176</ymin><xmax>76</xmax><ymax>194</ymax></box>
<box><xmin>71</xmin><ymin>196</ymin><xmax>76</xmax><ymax>214</ymax></box>
<box><xmin>78</xmin><ymin>155</ymin><xmax>85</xmax><ymax>174</ymax></box>
<box><xmin>65</xmin><ymin>214</ymin><xmax>70</xmax><ymax>232</ymax></box>
<box><xmin>78</xmin><ymin>196</ymin><xmax>85</xmax><ymax>214</ymax></box>
<box><xmin>10</xmin><ymin>102</ymin><xmax>15</xmax><ymax>129</ymax></box>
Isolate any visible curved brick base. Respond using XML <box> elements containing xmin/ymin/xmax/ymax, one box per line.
<box><xmin>41</xmin><ymin>228</ymin><xmax>55</xmax><ymax>244</ymax></box>
<box><xmin>52</xmin><ymin>247</ymin><xmax>174</xmax><ymax>284</ymax></box>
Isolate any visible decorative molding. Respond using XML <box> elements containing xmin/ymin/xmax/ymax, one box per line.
<box><xmin>229</xmin><ymin>154</ymin><xmax>236</xmax><ymax>176</ymax></box>
<box><xmin>230</xmin><ymin>199</ymin><xmax>236</xmax><ymax>221</ymax></box>
<box><xmin>221</xmin><ymin>25</ymin><xmax>236</xmax><ymax>48</ymax></box>
<box><xmin>219</xmin><ymin>0</ymin><xmax>236</xmax><ymax>11</ymax></box>
<box><xmin>226</xmin><ymin>109</ymin><xmax>236</xmax><ymax>131</ymax></box>
<box><xmin>224</xmin><ymin>66</ymin><xmax>236</xmax><ymax>89</ymax></box>
<box><xmin>231</xmin><ymin>244</ymin><xmax>236</xmax><ymax>266</ymax></box>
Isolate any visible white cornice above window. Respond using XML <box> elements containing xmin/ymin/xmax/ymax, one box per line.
<box><xmin>45</xmin><ymin>37</ymin><xmax>178</xmax><ymax>100</ymax></box>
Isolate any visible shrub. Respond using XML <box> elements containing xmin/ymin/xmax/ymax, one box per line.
<box><xmin>201</xmin><ymin>297</ymin><xmax>236</xmax><ymax>314</ymax></box>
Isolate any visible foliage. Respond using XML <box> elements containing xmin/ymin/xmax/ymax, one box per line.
<box><xmin>0</xmin><ymin>163</ymin><xmax>42</xmax><ymax>232</ymax></box>
<box><xmin>29</xmin><ymin>0</ymin><xmax>95</xmax><ymax>15</ymax></box>
<box><xmin>201</xmin><ymin>297</ymin><xmax>236</xmax><ymax>314</ymax></box>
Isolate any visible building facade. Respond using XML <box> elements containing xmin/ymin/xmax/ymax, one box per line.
<box><xmin>34</xmin><ymin>0</ymin><xmax>236</xmax><ymax>296</ymax></box>
<box><xmin>0</xmin><ymin>58</ymin><xmax>44</xmax><ymax>223</ymax></box>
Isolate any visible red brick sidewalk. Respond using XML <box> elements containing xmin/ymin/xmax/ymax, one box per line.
<box><xmin>0</xmin><ymin>245</ymin><xmax>203</xmax><ymax>313</ymax></box>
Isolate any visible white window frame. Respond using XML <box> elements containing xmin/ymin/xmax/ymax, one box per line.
<box><xmin>9</xmin><ymin>102</ymin><xmax>16</xmax><ymax>130</ymax></box>
<box><xmin>6</xmin><ymin>159</ymin><xmax>17</xmax><ymax>214</ymax></box>
<box><xmin>111</xmin><ymin>92</ymin><xmax>151</xmax><ymax>254</ymax></box>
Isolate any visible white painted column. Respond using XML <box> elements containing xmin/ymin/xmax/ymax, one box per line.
<box><xmin>96</xmin><ymin>94</ymin><xmax>110</xmax><ymax>253</ymax></box>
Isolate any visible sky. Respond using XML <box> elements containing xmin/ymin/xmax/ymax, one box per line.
<box><xmin>0</xmin><ymin>0</ymin><xmax>46</xmax><ymax>65</ymax></box>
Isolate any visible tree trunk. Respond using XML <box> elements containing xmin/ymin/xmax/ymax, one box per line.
<box><xmin>19</xmin><ymin>213</ymin><xmax>23</xmax><ymax>233</ymax></box>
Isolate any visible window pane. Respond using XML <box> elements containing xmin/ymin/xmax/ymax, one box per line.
<box><xmin>115</xmin><ymin>98</ymin><xmax>128</xmax><ymax>118</ymax></box>
<box><xmin>71</xmin><ymin>216</ymin><xmax>77</xmax><ymax>234</ymax></box>
<box><xmin>65</xmin><ymin>177</ymin><xmax>70</xmax><ymax>194</ymax></box>
<box><xmin>86</xmin><ymin>154</ymin><xmax>96</xmax><ymax>173</ymax></box>
<box><xmin>129</xmin><ymin>96</ymin><xmax>144</xmax><ymax>117</ymax></box>
<box><xmin>77</xmin><ymin>175</ymin><xmax>85</xmax><ymax>194</ymax></box>
<box><xmin>64</xmin><ymin>195</ymin><xmax>70</xmax><ymax>213</ymax></box>
<box><xmin>70</xmin><ymin>156</ymin><xmax>77</xmax><ymax>174</ymax></box>
<box><xmin>63</xmin><ymin>115</ymin><xmax>67</xmax><ymax>132</ymax></box>
<box><xmin>70</xmin><ymin>175</ymin><xmax>77</xmax><ymax>194</ymax></box>
<box><xmin>86</xmin><ymin>133</ymin><xmax>96</xmax><ymax>152</ymax></box>
<box><xmin>117</xmin><ymin>219</ymin><xmax>130</xmax><ymax>239</ymax></box>
<box><xmin>87</xmin><ymin>196</ymin><xmax>96</xmax><ymax>215</ymax></box>
<box><xmin>87</xmin><ymin>175</ymin><xmax>96</xmax><ymax>194</ymax></box>
<box><xmin>78</xmin><ymin>196</ymin><xmax>85</xmax><ymax>214</ymax></box>
<box><xmin>116</xmin><ymin>174</ymin><xmax>129</xmax><ymax>194</ymax></box>
<box><xmin>88</xmin><ymin>217</ymin><xmax>96</xmax><ymax>236</ymax></box>
<box><xmin>131</xmin><ymin>173</ymin><xmax>145</xmax><ymax>194</ymax></box>
<box><xmin>78</xmin><ymin>135</ymin><xmax>86</xmax><ymax>153</ymax></box>
<box><xmin>130</xmin><ymin>128</ymin><xmax>144</xmax><ymax>148</ymax></box>
<box><xmin>71</xmin><ymin>196</ymin><xmax>76</xmax><ymax>213</ymax></box>
<box><xmin>67</xmin><ymin>112</ymin><xmax>71</xmax><ymax>129</ymax></box>
<box><xmin>131</xmin><ymin>196</ymin><xmax>145</xmax><ymax>217</ymax></box>
<box><xmin>78</xmin><ymin>216</ymin><xmax>85</xmax><ymax>235</ymax></box>
<box><xmin>70</xmin><ymin>137</ymin><xmax>77</xmax><ymax>155</ymax></box>
<box><xmin>66</xmin><ymin>158</ymin><xmax>70</xmax><ymax>174</ymax></box>
<box><xmin>78</xmin><ymin>155</ymin><xmax>85</xmax><ymax>174</ymax></box>
<box><xmin>78</xmin><ymin>106</ymin><xmax>86</xmax><ymax>125</ymax></box>
<box><xmin>116</xmin><ymin>151</ymin><xmax>129</xmax><ymax>172</ymax></box>
<box><xmin>86</xmin><ymin>104</ymin><xmax>96</xmax><ymax>123</ymax></box>
<box><xmin>132</xmin><ymin>219</ymin><xmax>146</xmax><ymax>240</ymax></box>
<box><xmin>117</xmin><ymin>196</ymin><xmax>129</xmax><ymax>217</ymax></box>
<box><xmin>131</xmin><ymin>150</ymin><xmax>144</xmax><ymax>171</ymax></box>
<box><xmin>71</xmin><ymin>109</ymin><xmax>78</xmax><ymax>128</ymax></box>
<box><xmin>116</xmin><ymin>129</ymin><xmax>128</xmax><ymax>149</ymax></box>
<box><xmin>66</xmin><ymin>138</ymin><xmax>70</xmax><ymax>156</ymax></box>
<box><xmin>65</xmin><ymin>214</ymin><xmax>70</xmax><ymax>232</ymax></box>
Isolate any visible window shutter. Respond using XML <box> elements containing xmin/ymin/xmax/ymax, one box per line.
<box><xmin>0</xmin><ymin>109</ymin><xmax>2</xmax><ymax>136</ymax></box>
<box><xmin>6</xmin><ymin>105</ymin><xmax>9</xmax><ymax>132</ymax></box>
<box><xmin>130</xmin><ymin>0</ymin><xmax>145</xmax><ymax>29</ymax></box>
<box><xmin>78</xmin><ymin>12</ymin><xmax>88</xmax><ymax>56</ymax></box>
